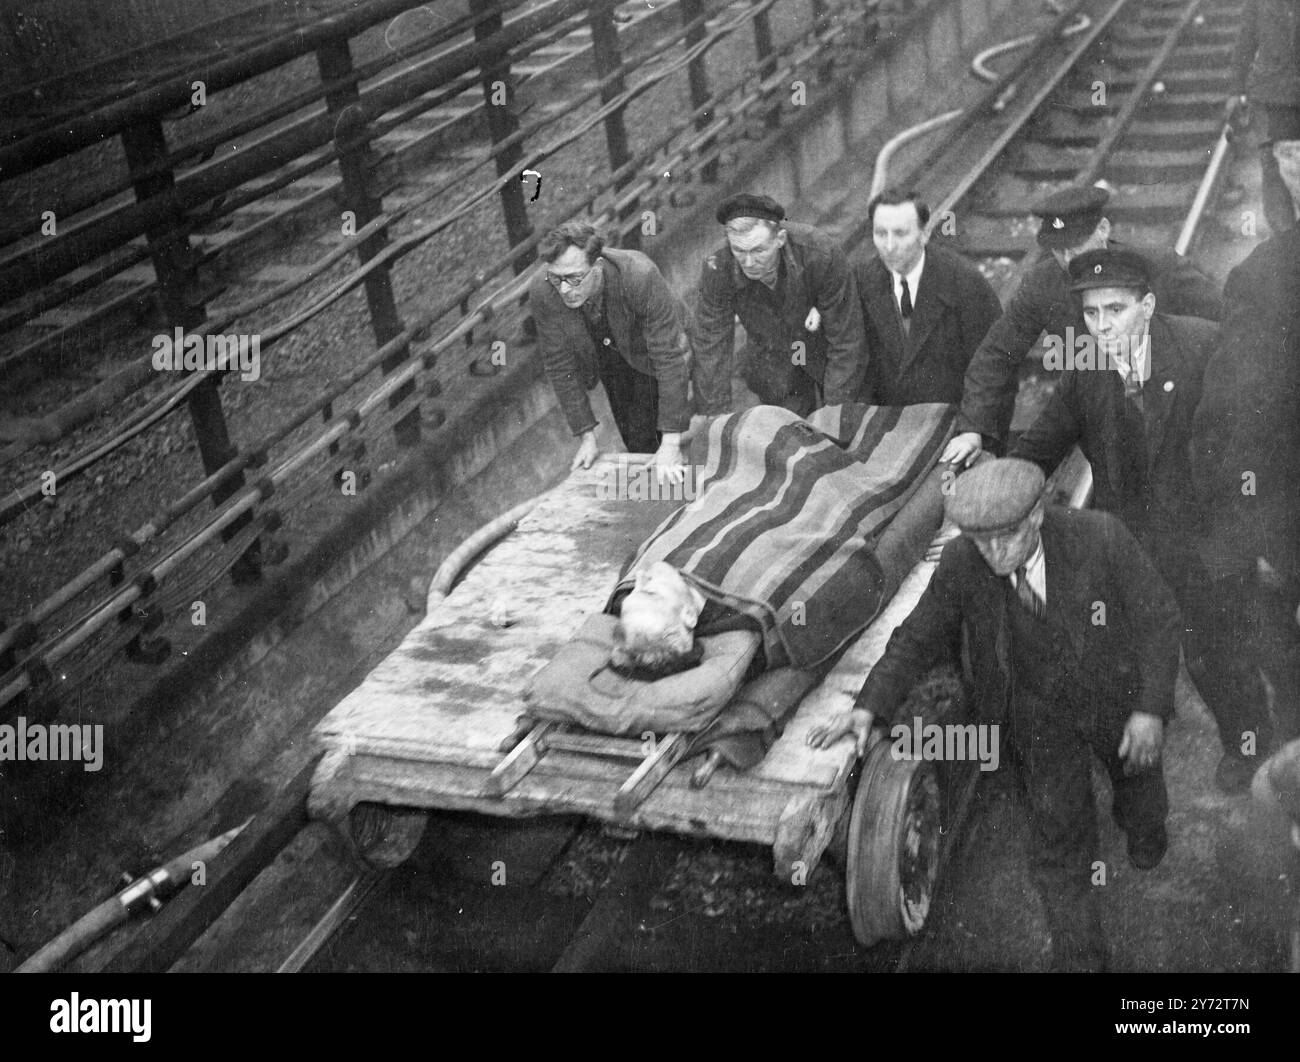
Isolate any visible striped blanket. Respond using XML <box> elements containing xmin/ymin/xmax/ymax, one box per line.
<box><xmin>608</xmin><ymin>402</ymin><xmax>955</xmax><ymax>670</ymax></box>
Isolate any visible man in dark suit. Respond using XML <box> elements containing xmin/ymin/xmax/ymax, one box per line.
<box><xmin>531</xmin><ymin>221</ymin><xmax>692</xmax><ymax>479</ymax></box>
<box><xmin>942</xmin><ymin>185</ymin><xmax>1223</xmax><ymax>467</ymax></box>
<box><xmin>1010</xmin><ymin>249</ymin><xmax>1257</xmax><ymax>791</ymax></box>
<box><xmin>851</xmin><ymin>187</ymin><xmax>1002</xmax><ymax>406</ymax></box>
<box><xmin>690</xmin><ymin>193</ymin><xmax>865</xmax><ymax>417</ymax></box>
<box><xmin>809</xmin><ymin>458</ymin><xmax>1181</xmax><ymax>971</ymax></box>
<box><xmin>1191</xmin><ymin>149</ymin><xmax>1300</xmax><ymax>783</ymax></box>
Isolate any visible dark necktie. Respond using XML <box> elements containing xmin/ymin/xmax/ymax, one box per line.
<box><xmin>1012</xmin><ymin>565</ymin><xmax>1045</xmax><ymax>619</ymax></box>
<box><xmin>1123</xmin><ymin>359</ymin><xmax>1144</xmax><ymax>413</ymax></box>
<box><xmin>899</xmin><ymin>277</ymin><xmax>913</xmax><ymax>320</ymax></box>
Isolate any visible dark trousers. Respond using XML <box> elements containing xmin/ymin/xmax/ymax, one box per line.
<box><xmin>595</xmin><ymin>348</ymin><xmax>661</xmax><ymax>454</ymax></box>
<box><xmin>1184</xmin><ymin>568</ymin><xmax>1300</xmax><ymax>756</ymax></box>
<box><xmin>1182</xmin><ymin>570</ymin><xmax>1267</xmax><ymax>755</ymax></box>
<box><xmin>1259</xmin><ymin>104</ymin><xmax>1300</xmax><ymax>235</ymax></box>
<box><xmin>1008</xmin><ymin>689</ymin><xmax>1169</xmax><ymax>971</ymax></box>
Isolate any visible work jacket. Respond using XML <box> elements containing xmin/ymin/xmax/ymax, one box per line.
<box><xmin>530</xmin><ymin>247</ymin><xmax>692</xmax><ymax>437</ymax></box>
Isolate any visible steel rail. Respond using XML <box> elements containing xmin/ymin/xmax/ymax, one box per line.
<box><xmin>1176</xmin><ymin>124</ymin><xmax>1233</xmax><ymax>255</ymax></box>
<box><xmin>1074</xmin><ymin>0</ymin><xmax>1208</xmax><ymax>188</ymax></box>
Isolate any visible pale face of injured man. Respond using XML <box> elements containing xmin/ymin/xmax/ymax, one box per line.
<box><xmin>612</xmin><ymin>561</ymin><xmax>707</xmax><ymax>674</ymax></box>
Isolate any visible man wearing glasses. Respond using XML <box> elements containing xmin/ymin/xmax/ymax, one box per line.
<box><xmin>690</xmin><ymin>193</ymin><xmax>865</xmax><ymax>417</ymax></box>
<box><xmin>531</xmin><ymin>221</ymin><xmax>692</xmax><ymax>480</ymax></box>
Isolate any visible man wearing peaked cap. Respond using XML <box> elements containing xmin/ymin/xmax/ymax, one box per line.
<box><xmin>1009</xmin><ymin>248</ymin><xmax>1258</xmax><ymax>791</ymax></box>
<box><xmin>715</xmin><ymin>193</ymin><xmax>787</xmax><ymax>226</ymax></box>
<box><xmin>810</xmin><ymin>457</ymin><xmax>1181</xmax><ymax>971</ymax></box>
<box><xmin>1067</xmin><ymin>245</ymin><xmax>1153</xmax><ymax>292</ymax></box>
<box><xmin>1034</xmin><ymin>185</ymin><xmax>1110</xmax><ymax>250</ymax></box>
<box><xmin>689</xmin><ymin>192</ymin><xmax>866</xmax><ymax>417</ymax></box>
<box><xmin>941</xmin><ymin>182</ymin><xmax>1224</xmax><ymax>467</ymax></box>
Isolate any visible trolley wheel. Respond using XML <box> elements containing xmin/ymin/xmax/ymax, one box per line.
<box><xmin>845</xmin><ymin>740</ymin><xmax>941</xmax><ymax>947</ymax></box>
<box><xmin>347</xmin><ymin>802</ymin><xmax>428</xmax><ymax>869</ymax></box>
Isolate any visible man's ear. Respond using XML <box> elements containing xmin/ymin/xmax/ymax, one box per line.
<box><xmin>774</xmin><ymin>227</ymin><xmax>788</xmax><ymax>249</ymax></box>
<box><xmin>679</xmin><ymin>600</ymin><xmax>700</xmax><ymax>632</ymax></box>
<box><xmin>1095</xmin><ymin>216</ymin><xmax>1111</xmax><ymax>244</ymax></box>
<box><xmin>1141</xmin><ymin>291</ymin><xmax>1156</xmax><ymax>319</ymax></box>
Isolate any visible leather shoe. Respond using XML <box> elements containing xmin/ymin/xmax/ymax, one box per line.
<box><xmin>1215</xmin><ymin>752</ymin><xmax>1257</xmax><ymax>794</ymax></box>
<box><xmin>1127</xmin><ymin>824</ymin><xmax>1167</xmax><ymax>870</ymax></box>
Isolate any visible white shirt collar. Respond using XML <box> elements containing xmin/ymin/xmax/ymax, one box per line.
<box><xmin>1111</xmin><ymin>331</ymin><xmax>1151</xmax><ymax>383</ymax></box>
<box><xmin>1012</xmin><ymin>536</ymin><xmax>1047</xmax><ymax>603</ymax></box>
<box><xmin>892</xmin><ymin>250</ymin><xmax>926</xmax><ymax>305</ymax></box>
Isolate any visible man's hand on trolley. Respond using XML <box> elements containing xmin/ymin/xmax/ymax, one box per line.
<box><xmin>571</xmin><ymin>430</ymin><xmax>600</xmax><ymax>471</ymax></box>
<box><xmin>807</xmin><ymin>707</ymin><xmax>876</xmax><ymax>759</ymax></box>
<box><xmin>643</xmin><ymin>432</ymin><xmax>688</xmax><ymax>486</ymax></box>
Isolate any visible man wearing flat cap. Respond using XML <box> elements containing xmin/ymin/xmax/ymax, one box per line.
<box><xmin>1008</xmin><ymin>249</ymin><xmax>1258</xmax><ymax>792</ymax></box>
<box><xmin>689</xmin><ymin>193</ymin><xmax>865</xmax><ymax>416</ymax></box>
<box><xmin>809</xmin><ymin>457</ymin><xmax>1181</xmax><ymax>971</ymax></box>
<box><xmin>941</xmin><ymin>183</ymin><xmax>1223</xmax><ymax>467</ymax></box>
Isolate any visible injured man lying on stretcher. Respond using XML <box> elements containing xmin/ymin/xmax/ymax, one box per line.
<box><xmin>522</xmin><ymin>401</ymin><xmax>956</xmax><ymax>770</ymax></box>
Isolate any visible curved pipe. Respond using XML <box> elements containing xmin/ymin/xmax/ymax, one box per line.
<box><xmin>872</xmin><ymin>1</ymin><xmax>1093</xmax><ymax>197</ymax></box>
<box><xmin>425</xmin><ymin>493</ymin><xmax>553</xmax><ymax>614</ymax></box>
<box><xmin>16</xmin><ymin>819</ymin><xmax>248</xmax><ymax>973</ymax></box>
<box><xmin>870</xmin><ymin>110</ymin><xmax>964</xmax><ymax>200</ymax></box>
<box><xmin>971</xmin><ymin>14</ymin><xmax>1091</xmax><ymax>82</ymax></box>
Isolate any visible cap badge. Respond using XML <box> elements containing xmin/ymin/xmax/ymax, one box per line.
<box><xmin>1052</xmin><ymin>217</ymin><xmax>1064</xmax><ymax>229</ymax></box>
<box><xmin>1094</xmin><ymin>264</ymin><xmax>1103</xmax><ymax>274</ymax></box>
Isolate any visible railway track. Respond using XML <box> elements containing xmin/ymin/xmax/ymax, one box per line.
<box><xmin>8</xmin><ymin>0</ymin><xmax>1259</xmax><ymax>974</ymax></box>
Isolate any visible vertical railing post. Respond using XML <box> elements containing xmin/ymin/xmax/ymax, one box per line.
<box><xmin>316</xmin><ymin>36</ymin><xmax>419</xmax><ymax>449</ymax></box>
<box><xmin>751</xmin><ymin>0</ymin><xmax>780</xmax><ymax>129</ymax></box>
<box><xmin>471</xmin><ymin>0</ymin><xmax>537</xmax><ymax>274</ymax></box>
<box><xmin>679</xmin><ymin>0</ymin><xmax>718</xmax><ymax>184</ymax></box>
<box><xmin>120</xmin><ymin>119</ymin><xmax>261</xmax><ymax>586</ymax></box>
<box><xmin>587</xmin><ymin>0</ymin><xmax>639</xmax><ymax>248</ymax></box>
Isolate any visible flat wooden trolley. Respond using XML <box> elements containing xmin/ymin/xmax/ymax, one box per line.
<box><xmin>308</xmin><ymin>449</ymin><xmax>1091</xmax><ymax>945</ymax></box>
